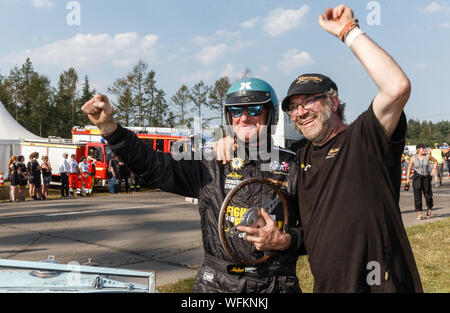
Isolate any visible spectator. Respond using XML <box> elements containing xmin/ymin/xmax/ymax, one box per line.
<box><xmin>406</xmin><ymin>144</ymin><xmax>437</xmax><ymax>220</ymax></box>
<box><xmin>28</xmin><ymin>152</ymin><xmax>43</xmax><ymax>200</ymax></box>
<box><xmin>445</xmin><ymin>149</ymin><xmax>450</xmax><ymax>178</ymax></box>
<box><xmin>118</xmin><ymin>159</ymin><xmax>130</xmax><ymax>193</ymax></box>
<box><xmin>16</xmin><ymin>155</ymin><xmax>28</xmax><ymax>202</ymax></box>
<box><xmin>108</xmin><ymin>155</ymin><xmax>120</xmax><ymax>194</ymax></box>
<box><xmin>59</xmin><ymin>153</ymin><xmax>70</xmax><ymax>198</ymax></box>
<box><xmin>129</xmin><ymin>171</ymin><xmax>141</xmax><ymax>192</ymax></box>
<box><xmin>78</xmin><ymin>156</ymin><xmax>90</xmax><ymax>196</ymax></box>
<box><xmin>430</xmin><ymin>143</ymin><xmax>445</xmax><ymax>187</ymax></box>
<box><xmin>68</xmin><ymin>154</ymin><xmax>80</xmax><ymax>197</ymax></box>
<box><xmin>41</xmin><ymin>155</ymin><xmax>52</xmax><ymax>200</ymax></box>
<box><xmin>8</xmin><ymin>155</ymin><xmax>18</xmax><ymax>202</ymax></box>
<box><xmin>86</xmin><ymin>156</ymin><xmax>97</xmax><ymax>195</ymax></box>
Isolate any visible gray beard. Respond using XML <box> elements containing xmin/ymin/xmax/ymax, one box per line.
<box><xmin>293</xmin><ymin>103</ymin><xmax>333</xmax><ymax>145</ymax></box>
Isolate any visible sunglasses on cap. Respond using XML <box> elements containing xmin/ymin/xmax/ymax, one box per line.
<box><xmin>228</xmin><ymin>105</ymin><xmax>265</xmax><ymax>118</ymax></box>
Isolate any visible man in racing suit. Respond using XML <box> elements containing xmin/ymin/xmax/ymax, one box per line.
<box><xmin>82</xmin><ymin>78</ymin><xmax>305</xmax><ymax>293</ymax></box>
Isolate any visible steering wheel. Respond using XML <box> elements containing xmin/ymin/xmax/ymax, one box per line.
<box><xmin>218</xmin><ymin>177</ymin><xmax>289</xmax><ymax>265</ymax></box>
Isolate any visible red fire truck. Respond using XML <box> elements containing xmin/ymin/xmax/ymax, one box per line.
<box><xmin>20</xmin><ymin>126</ymin><xmax>190</xmax><ymax>186</ymax></box>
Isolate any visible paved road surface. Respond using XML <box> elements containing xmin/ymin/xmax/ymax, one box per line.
<box><xmin>0</xmin><ymin>176</ymin><xmax>449</xmax><ymax>289</ymax></box>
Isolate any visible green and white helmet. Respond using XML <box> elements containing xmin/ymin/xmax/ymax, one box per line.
<box><xmin>225</xmin><ymin>78</ymin><xmax>279</xmax><ymax>127</ymax></box>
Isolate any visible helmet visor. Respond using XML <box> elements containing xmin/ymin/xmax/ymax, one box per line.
<box><xmin>225</xmin><ymin>91</ymin><xmax>272</xmax><ymax>106</ymax></box>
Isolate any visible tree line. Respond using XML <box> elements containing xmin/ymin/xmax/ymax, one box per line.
<box><xmin>406</xmin><ymin>119</ymin><xmax>450</xmax><ymax>147</ymax></box>
<box><xmin>0</xmin><ymin>58</ymin><xmax>233</xmax><ymax>138</ymax></box>
<box><xmin>1</xmin><ymin>58</ymin><xmax>448</xmax><ymax>143</ymax></box>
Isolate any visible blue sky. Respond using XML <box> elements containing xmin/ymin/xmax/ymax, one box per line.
<box><xmin>0</xmin><ymin>0</ymin><xmax>449</xmax><ymax>124</ymax></box>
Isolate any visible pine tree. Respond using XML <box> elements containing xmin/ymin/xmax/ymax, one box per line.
<box><xmin>189</xmin><ymin>81</ymin><xmax>210</xmax><ymax>129</ymax></box>
<box><xmin>208</xmin><ymin>76</ymin><xmax>231</xmax><ymax>126</ymax></box>
<box><xmin>76</xmin><ymin>75</ymin><xmax>96</xmax><ymax>127</ymax></box>
<box><xmin>108</xmin><ymin>77</ymin><xmax>135</xmax><ymax>127</ymax></box>
<box><xmin>171</xmin><ymin>84</ymin><xmax>192</xmax><ymax>128</ymax></box>
<box><xmin>54</xmin><ymin>68</ymin><xmax>79</xmax><ymax>138</ymax></box>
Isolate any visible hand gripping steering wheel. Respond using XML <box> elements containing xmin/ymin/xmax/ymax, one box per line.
<box><xmin>218</xmin><ymin>177</ymin><xmax>289</xmax><ymax>265</ymax></box>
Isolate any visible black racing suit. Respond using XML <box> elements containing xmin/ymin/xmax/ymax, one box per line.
<box><xmin>104</xmin><ymin>125</ymin><xmax>305</xmax><ymax>293</ymax></box>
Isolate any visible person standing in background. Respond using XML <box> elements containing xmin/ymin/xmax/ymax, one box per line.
<box><xmin>59</xmin><ymin>153</ymin><xmax>70</xmax><ymax>198</ymax></box>
<box><xmin>16</xmin><ymin>155</ymin><xmax>28</xmax><ymax>202</ymax></box>
<box><xmin>41</xmin><ymin>155</ymin><xmax>52</xmax><ymax>200</ymax></box>
<box><xmin>68</xmin><ymin>154</ymin><xmax>80</xmax><ymax>197</ymax></box>
<box><xmin>406</xmin><ymin>144</ymin><xmax>437</xmax><ymax>220</ymax></box>
<box><xmin>118</xmin><ymin>158</ymin><xmax>130</xmax><ymax>193</ymax></box>
<box><xmin>445</xmin><ymin>149</ymin><xmax>450</xmax><ymax>178</ymax></box>
<box><xmin>108</xmin><ymin>155</ymin><xmax>120</xmax><ymax>194</ymax></box>
<box><xmin>8</xmin><ymin>156</ymin><xmax>18</xmax><ymax>202</ymax></box>
<box><xmin>430</xmin><ymin>143</ymin><xmax>445</xmax><ymax>187</ymax></box>
<box><xmin>78</xmin><ymin>156</ymin><xmax>90</xmax><ymax>196</ymax></box>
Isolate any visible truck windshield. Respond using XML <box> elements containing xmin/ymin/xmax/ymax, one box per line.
<box><xmin>88</xmin><ymin>146</ymin><xmax>104</xmax><ymax>162</ymax></box>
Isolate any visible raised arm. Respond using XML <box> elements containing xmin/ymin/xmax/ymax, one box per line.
<box><xmin>318</xmin><ymin>5</ymin><xmax>411</xmax><ymax>138</ymax></box>
<box><xmin>82</xmin><ymin>94</ymin><xmax>205</xmax><ymax>198</ymax></box>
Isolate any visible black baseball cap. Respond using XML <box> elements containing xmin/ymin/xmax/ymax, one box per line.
<box><xmin>281</xmin><ymin>73</ymin><xmax>338</xmax><ymax>112</ymax></box>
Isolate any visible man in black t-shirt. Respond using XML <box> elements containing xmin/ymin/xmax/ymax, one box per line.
<box><xmin>279</xmin><ymin>5</ymin><xmax>422</xmax><ymax>292</ymax></box>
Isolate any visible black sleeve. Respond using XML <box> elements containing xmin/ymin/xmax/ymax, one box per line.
<box><xmin>352</xmin><ymin>103</ymin><xmax>407</xmax><ymax>200</ymax></box>
<box><xmin>353</xmin><ymin>103</ymin><xmax>406</xmax><ymax>163</ymax></box>
<box><xmin>103</xmin><ymin>124</ymin><xmax>207</xmax><ymax>198</ymax></box>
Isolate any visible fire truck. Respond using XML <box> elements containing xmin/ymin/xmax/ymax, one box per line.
<box><xmin>20</xmin><ymin>126</ymin><xmax>191</xmax><ymax>186</ymax></box>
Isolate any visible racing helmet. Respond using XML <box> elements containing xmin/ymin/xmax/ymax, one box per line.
<box><xmin>225</xmin><ymin>78</ymin><xmax>279</xmax><ymax>128</ymax></box>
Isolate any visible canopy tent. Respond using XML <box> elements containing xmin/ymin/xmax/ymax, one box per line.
<box><xmin>0</xmin><ymin>101</ymin><xmax>42</xmax><ymax>177</ymax></box>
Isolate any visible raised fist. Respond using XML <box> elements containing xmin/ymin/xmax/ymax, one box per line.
<box><xmin>81</xmin><ymin>94</ymin><xmax>118</xmax><ymax>136</ymax></box>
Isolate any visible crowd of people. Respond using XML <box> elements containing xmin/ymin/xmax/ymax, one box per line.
<box><xmin>58</xmin><ymin>152</ymin><xmax>97</xmax><ymax>198</ymax></box>
<box><xmin>8</xmin><ymin>153</ymin><xmax>51</xmax><ymax>202</ymax></box>
<box><xmin>6</xmin><ymin>150</ymin><xmax>142</xmax><ymax>202</ymax></box>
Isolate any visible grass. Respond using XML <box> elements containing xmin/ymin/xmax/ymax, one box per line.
<box><xmin>157</xmin><ymin>218</ymin><xmax>450</xmax><ymax>293</ymax></box>
<box><xmin>406</xmin><ymin>218</ymin><xmax>450</xmax><ymax>293</ymax></box>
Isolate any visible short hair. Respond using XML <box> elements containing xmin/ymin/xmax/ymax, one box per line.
<box><xmin>416</xmin><ymin>143</ymin><xmax>426</xmax><ymax>150</ymax></box>
<box><xmin>325</xmin><ymin>89</ymin><xmax>346</xmax><ymax>122</ymax></box>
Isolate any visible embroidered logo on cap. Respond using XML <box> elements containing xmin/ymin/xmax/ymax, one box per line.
<box><xmin>296</xmin><ymin>75</ymin><xmax>323</xmax><ymax>85</ymax></box>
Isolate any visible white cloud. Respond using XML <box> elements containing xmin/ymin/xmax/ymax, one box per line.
<box><xmin>263</xmin><ymin>5</ymin><xmax>309</xmax><ymax>37</ymax></box>
<box><xmin>193</xmin><ymin>30</ymin><xmax>240</xmax><ymax>46</ymax></box>
<box><xmin>422</xmin><ymin>2</ymin><xmax>450</xmax><ymax>14</ymax></box>
<box><xmin>440</xmin><ymin>21</ymin><xmax>450</xmax><ymax>27</ymax></box>
<box><xmin>240</xmin><ymin>17</ymin><xmax>260</xmax><ymax>28</ymax></box>
<box><xmin>277</xmin><ymin>49</ymin><xmax>314</xmax><ymax>74</ymax></box>
<box><xmin>193</xmin><ymin>41</ymin><xmax>255</xmax><ymax>66</ymax></box>
<box><xmin>31</xmin><ymin>0</ymin><xmax>54</xmax><ymax>8</ymax></box>
<box><xmin>194</xmin><ymin>44</ymin><xmax>228</xmax><ymax>66</ymax></box>
<box><xmin>0</xmin><ymin>32</ymin><xmax>159</xmax><ymax>69</ymax></box>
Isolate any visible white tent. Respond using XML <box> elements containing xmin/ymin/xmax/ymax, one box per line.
<box><xmin>0</xmin><ymin>100</ymin><xmax>42</xmax><ymax>177</ymax></box>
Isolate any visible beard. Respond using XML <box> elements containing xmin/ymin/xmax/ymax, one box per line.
<box><xmin>293</xmin><ymin>102</ymin><xmax>334</xmax><ymax>145</ymax></box>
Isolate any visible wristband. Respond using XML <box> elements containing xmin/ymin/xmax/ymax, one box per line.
<box><xmin>345</xmin><ymin>27</ymin><xmax>365</xmax><ymax>48</ymax></box>
<box><xmin>338</xmin><ymin>18</ymin><xmax>359</xmax><ymax>41</ymax></box>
